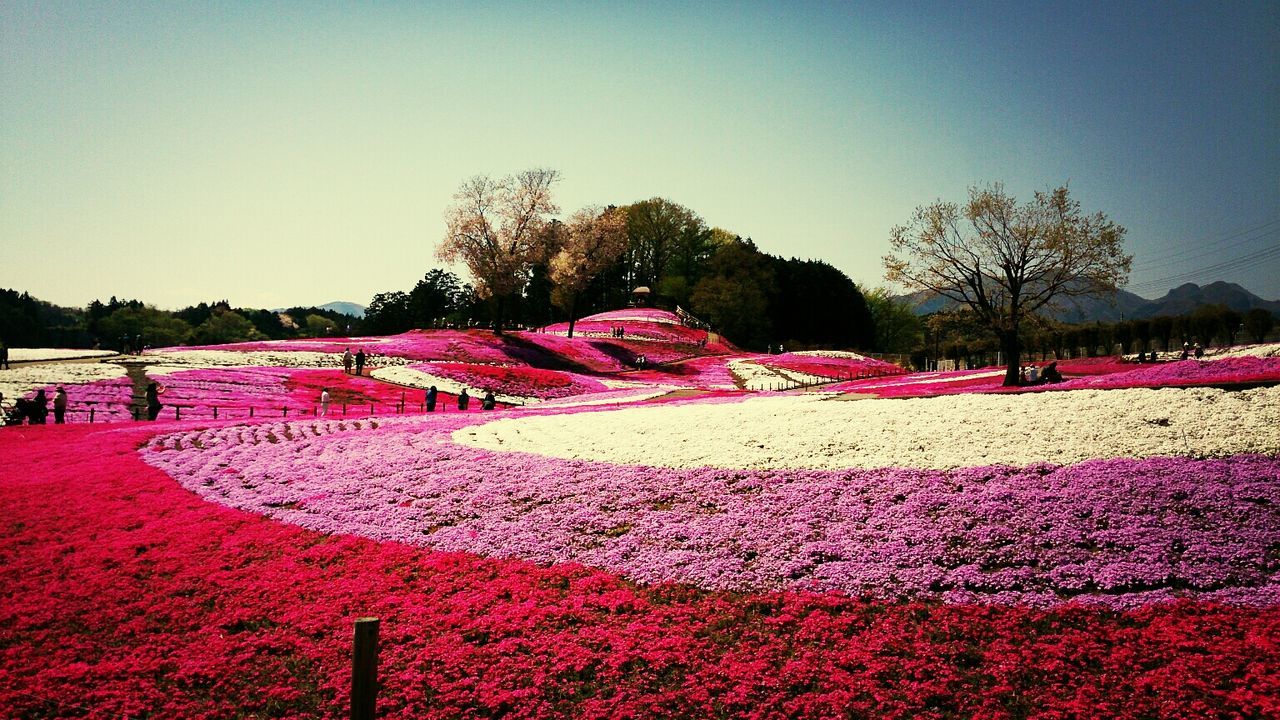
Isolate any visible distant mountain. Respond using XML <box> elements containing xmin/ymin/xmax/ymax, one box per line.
<box><xmin>317</xmin><ymin>301</ymin><xmax>365</xmax><ymax>318</ymax></box>
<box><xmin>900</xmin><ymin>282</ymin><xmax>1279</xmax><ymax>323</ymax></box>
<box><xmin>273</xmin><ymin>301</ymin><xmax>365</xmax><ymax>318</ymax></box>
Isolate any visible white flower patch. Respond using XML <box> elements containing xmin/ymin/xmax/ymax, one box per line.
<box><xmin>1214</xmin><ymin>343</ymin><xmax>1280</xmax><ymax>359</ymax></box>
<box><xmin>8</xmin><ymin>349</ymin><xmax>118</xmax><ymax>362</ymax></box>
<box><xmin>144</xmin><ymin>349</ymin><xmax>412</xmax><ymax>369</ymax></box>
<box><xmin>792</xmin><ymin>349</ymin><xmax>871</xmax><ymax>360</ymax></box>
<box><xmin>370</xmin><ymin>366</ymin><xmax>533</xmax><ymax>405</ymax></box>
<box><xmin>728</xmin><ymin>358</ymin><xmax>828</xmax><ymax>390</ymax></box>
<box><xmin>456</xmin><ymin>386</ymin><xmax>1280</xmax><ymax>471</ymax></box>
<box><xmin>0</xmin><ymin>362</ymin><xmax>127</xmax><ymax>400</ymax></box>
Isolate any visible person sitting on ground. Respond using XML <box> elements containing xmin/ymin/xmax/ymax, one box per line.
<box><xmin>482</xmin><ymin>389</ymin><xmax>496</xmax><ymax>411</ymax></box>
<box><xmin>1040</xmin><ymin>361</ymin><xmax>1064</xmax><ymax>384</ymax></box>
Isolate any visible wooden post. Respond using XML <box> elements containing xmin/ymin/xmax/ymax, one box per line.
<box><xmin>175</xmin><ymin>406</ymin><xmax>181</xmax><ymax>421</ymax></box>
<box><xmin>213</xmin><ymin>406</ymin><xmax>218</xmax><ymax>420</ymax></box>
<box><xmin>89</xmin><ymin>407</ymin><xmax>95</xmax><ymax>424</ymax></box>
<box><xmin>249</xmin><ymin>406</ymin><xmax>255</xmax><ymax>418</ymax></box>
<box><xmin>351</xmin><ymin>617</ymin><xmax>380</xmax><ymax>720</ymax></box>
<box><xmin>283</xmin><ymin>407</ymin><xmax>289</xmax><ymax>417</ymax></box>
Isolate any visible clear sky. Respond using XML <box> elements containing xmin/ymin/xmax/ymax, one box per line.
<box><xmin>2</xmin><ymin>1</ymin><xmax>1277</xmax><ymax>310</ymax></box>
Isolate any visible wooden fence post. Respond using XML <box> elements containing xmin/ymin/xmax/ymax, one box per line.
<box><xmin>175</xmin><ymin>406</ymin><xmax>181</xmax><ymax>421</ymax></box>
<box><xmin>89</xmin><ymin>407</ymin><xmax>95</xmax><ymax>423</ymax></box>
<box><xmin>249</xmin><ymin>407</ymin><xmax>255</xmax><ymax>418</ymax></box>
<box><xmin>213</xmin><ymin>406</ymin><xmax>218</xmax><ymax>420</ymax></box>
<box><xmin>351</xmin><ymin>617</ymin><xmax>380</xmax><ymax>720</ymax></box>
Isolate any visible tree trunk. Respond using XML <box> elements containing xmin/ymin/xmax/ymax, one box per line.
<box><xmin>1001</xmin><ymin>331</ymin><xmax>1021</xmax><ymax>387</ymax></box>
<box><xmin>492</xmin><ymin>296</ymin><xmax>505</xmax><ymax>336</ymax></box>
<box><xmin>566</xmin><ymin>296</ymin><xmax>577</xmax><ymax>339</ymax></box>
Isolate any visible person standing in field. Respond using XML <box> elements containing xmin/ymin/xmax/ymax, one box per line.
<box><xmin>145</xmin><ymin>382</ymin><xmax>164</xmax><ymax>421</ymax></box>
<box><xmin>53</xmin><ymin>387</ymin><xmax>68</xmax><ymax>424</ymax></box>
<box><xmin>31</xmin><ymin>390</ymin><xmax>49</xmax><ymax>424</ymax></box>
<box><xmin>426</xmin><ymin>386</ymin><xmax>438</xmax><ymax>412</ymax></box>
<box><xmin>457</xmin><ymin>388</ymin><xmax>470</xmax><ymax>411</ymax></box>
<box><xmin>342</xmin><ymin>348</ymin><xmax>354</xmax><ymax>374</ymax></box>
<box><xmin>320</xmin><ymin>387</ymin><xmax>331</xmax><ymax>416</ymax></box>
<box><xmin>0</xmin><ymin>340</ymin><xmax>8</xmax><ymax>369</ymax></box>
<box><xmin>354</xmin><ymin>349</ymin><xmax>365</xmax><ymax>376</ymax></box>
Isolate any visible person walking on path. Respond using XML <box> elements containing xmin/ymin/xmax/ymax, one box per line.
<box><xmin>342</xmin><ymin>348</ymin><xmax>354</xmax><ymax>374</ymax></box>
<box><xmin>457</xmin><ymin>388</ymin><xmax>470</xmax><ymax>411</ymax></box>
<box><xmin>354</xmin><ymin>349</ymin><xmax>366</xmax><ymax>376</ymax></box>
<box><xmin>426</xmin><ymin>386</ymin><xmax>438</xmax><ymax>412</ymax></box>
<box><xmin>320</xmin><ymin>387</ymin><xmax>331</xmax><ymax>416</ymax></box>
<box><xmin>31</xmin><ymin>390</ymin><xmax>49</xmax><ymax>424</ymax></box>
<box><xmin>53</xmin><ymin>387</ymin><xmax>68</xmax><ymax>424</ymax></box>
<box><xmin>482</xmin><ymin>389</ymin><xmax>496</xmax><ymax>411</ymax></box>
<box><xmin>145</xmin><ymin>382</ymin><xmax>164</xmax><ymax>421</ymax></box>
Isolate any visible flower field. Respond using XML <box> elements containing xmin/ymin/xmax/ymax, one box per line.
<box><xmin>2</xmin><ymin>333</ymin><xmax>1279</xmax><ymax>717</ymax></box>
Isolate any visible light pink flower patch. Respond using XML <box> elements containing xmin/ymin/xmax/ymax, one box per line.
<box><xmin>142</xmin><ymin>408</ymin><xmax>1280</xmax><ymax>609</ymax></box>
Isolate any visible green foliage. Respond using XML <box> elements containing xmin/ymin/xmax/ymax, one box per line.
<box><xmin>1244</xmin><ymin>308</ymin><xmax>1275</xmax><ymax>343</ymax></box>
<box><xmin>863</xmin><ymin>286</ymin><xmax>923</xmax><ymax>354</ymax></box>
<box><xmin>690</xmin><ymin>239</ymin><xmax>775</xmax><ymax>349</ymax></box>
<box><xmin>304</xmin><ymin>314</ymin><xmax>337</xmax><ymax>337</ymax></box>
<box><xmin>191</xmin><ymin>311</ymin><xmax>264</xmax><ymax>345</ymax></box>
<box><xmin>99</xmin><ymin>305</ymin><xmax>193</xmax><ymax>348</ymax></box>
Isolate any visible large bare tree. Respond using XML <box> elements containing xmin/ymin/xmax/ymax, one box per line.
<box><xmin>437</xmin><ymin>168</ymin><xmax>560</xmax><ymax>333</ymax></box>
<box><xmin>549</xmin><ymin>206</ymin><xmax>629</xmax><ymax>338</ymax></box>
<box><xmin>885</xmin><ymin>184</ymin><xmax>1131</xmax><ymax>385</ymax></box>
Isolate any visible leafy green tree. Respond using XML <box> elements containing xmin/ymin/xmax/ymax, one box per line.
<box><xmin>99</xmin><ymin>305</ymin><xmax>193</xmax><ymax>348</ymax></box>
<box><xmin>304</xmin><ymin>314</ymin><xmax>337</xmax><ymax>337</ymax></box>
<box><xmin>886</xmin><ymin>183</ymin><xmax>1130</xmax><ymax>385</ymax></box>
<box><xmin>1244</xmin><ymin>308</ymin><xmax>1275</xmax><ymax>343</ymax></box>
<box><xmin>863</xmin><ymin>286</ymin><xmax>923</xmax><ymax>354</ymax></box>
<box><xmin>365</xmin><ymin>291</ymin><xmax>413</xmax><ymax>334</ymax></box>
<box><xmin>690</xmin><ymin>239</ymin><xmax>775</xmax><ymax>349</ymax></box>
<box><xmin>192</xmin><ymin>310</ymin><xmax>263</xmax><ymax>345</ymax></box>
<box><xmin>625</xmin><ymin>198</ymin><xmax>706</xmax><ymax>296</ymax></box>
<box><xmin>768</xmin><ymin>258</ymin><xmax>874</xmax><ymax>349</ymax></box>
<box><xmin>408</xmin><ymin>269</ymin><xmax>465</xmax><ymax>328</ymax></box>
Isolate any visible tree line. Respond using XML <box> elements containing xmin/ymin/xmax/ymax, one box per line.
<box><xmin>370</xmin><ymin>169</ymin><xmax>875</xmax><ymax>351</ymax></box>
<box><xmin>0</xmin><ymin>290</ymin><xmax>364</xmax><ymax>350</ymax></box>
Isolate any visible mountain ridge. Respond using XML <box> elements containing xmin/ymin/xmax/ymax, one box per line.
<box><xmin>901</xmin><ymin>282</ymin><xmax>1280</xmax><ymax>322</ymax></box>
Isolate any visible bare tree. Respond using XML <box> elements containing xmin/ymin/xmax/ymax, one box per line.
<box><xmin>549</xmin><ymin>206</ymin><xmax>629</xmax><ymax>338</ymax></box>
<box><xmin>885</xmin><ymin>184</ymin><xmax>1131</xmax><ymax>386</ymax></box>
<box><xmin>437</xmin><ymin>168</ymin><xmax>561</xmax><ymax>333</ymax></box>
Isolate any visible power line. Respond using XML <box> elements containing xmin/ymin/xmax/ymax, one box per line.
<box><xmin>1126</xmin><ymin>243</ymin><xmax>1280</xmax><ymax>295</ymax></box>
<box><xmin>1130</xmin><ymin>222</ymin><xmax>1279</xmax><ymax>275</ymax></box>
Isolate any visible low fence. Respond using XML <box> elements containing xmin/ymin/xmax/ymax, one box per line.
<box><xmin>755</xmin><ymin>365</ymin><xmax>909</xmax><ymax>393</ymax></box>
<box><xmin>3</xmin><ymin>396</ymin><xmax>502</xmax><ymax>425</ymax></box>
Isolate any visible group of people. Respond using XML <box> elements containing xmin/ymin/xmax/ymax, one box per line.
<box><xmin>432</xmin><ymin>386</ymin><xmax>497</xmax><ymax>411</ymax></box>
<box><xmin>3</xmin><ymin>386</ymin><xmax>69</xmax><ymax>425</ymax></box>
<box><xmin>1019</xmin><ymin>361</ymin><xmax>1064</xmax><ymax>385</ymax></box>
<box><xmin>1180</xmin><ymin>341</ymin><xmax>1205</xmax><ymax>361</ymax></box>
<box><xmin>610</xmin><ymin>326</ymin><xmax>626</xmax><ymax>339</ymax></box>
<box><xmin>341</xmin><ymin>348</ymin><xmax>367</xmax><ymax>376</ymax></box>
<box><xmin>318</xmin><ymin>385</ymin><xmax>498</xmax><ymax>416</ymax></box>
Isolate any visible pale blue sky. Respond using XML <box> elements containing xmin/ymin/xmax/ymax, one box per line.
<box><xmin>2</xmin><ymin>1</ymin><xmax>1277</xmax><ymax>309</ymax></box>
